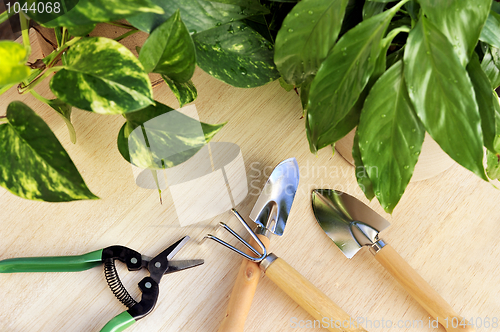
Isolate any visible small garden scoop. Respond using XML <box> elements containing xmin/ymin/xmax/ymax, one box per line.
<box><xmin>218</xmin><ymin>158</ymin><xmax>299</xmax><ymax>332</ymax></box>
<box><xmin>312</xmin><ymin>189</ymin><xmax>474</xmax><ymax>332</ymax></box>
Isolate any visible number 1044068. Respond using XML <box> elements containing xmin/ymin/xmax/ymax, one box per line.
<box><xmin>7</xmin><ymin>2</ymin><xmax>61</xmax><ymax>14</ymax></box>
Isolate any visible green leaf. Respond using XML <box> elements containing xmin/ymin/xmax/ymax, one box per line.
<box><xmin>352</xmin><ymin>129</ymin><xmax>375</xmax><ymax>201</ymax></box>
<box><xmin>306</xmin><ymin>5</ymin><xmax>401</xmax><ymax>152</ymax></box>
<box><xmin>193</xmin><ymin>22</ymin><xmax>280</xmax><ymax>88</ymax></box>
<box><xmin>316</xmin><ymin>101</ymin><xmax>361</xmax><ymax>150</ymax></box>
<box><xmin>163</xmin><ymin>76</ymin><xmax>198</xmax><ymax>108</ymax></box>
<box><xmin>300</xmin><ymin>77</ymin><xmax>312</xmax><ymax>111</ymax></box>
<box><xmin>117</xmin><ymin>102</ymin><xmax>225</xmax><ymax>169</ymax></box>
<box><xmin>0</xmin><ymin>41</ymin><xmax>31</xmax><ymax>86</ymax></box>
<box><xmin>127</xmin><ymin>0</ymin><xmax>268</xmax><ymax>34</ymax></box>
<box><xmin>274</xmin><ymin>0</ymin><xmax>349</xmax><ymax>86</ymax></box>
<box><xmin>67</xmin><ymin>24</ymin><xmax>96</xmax><ymax>37</ymax></box>
<box><xmin>312</xmin><ymin>26</ymin><xmax>406</xmax><ymax>150</ymax></box>
<box><xmin>24</xmin><ymin>0</ymin><xmax>163</xmax><ymax>28</ymax></box>
<box><xmin>0</xmin><ymin>102</ymin><xmax>98</xmax><ymax>202</ymax></box>
<box><xmin>358</xmin><ymin>61</ymin><xmax>424</xmax><ymax>213</ymax></box>
<box><xmin>481</xmin><ymin>45</ymin><xmax>500</xmax><ymax>88</ymax></box>
<box><xmin>418</xmin><ymin>0</ymin><xmax>491</xmax><ymax>66</ymax></box>
<box><xmin>279</xmin><ymin>77</ymin><xmax>294</xmax><ymax>92</ymax></box>
<box><xmin>50</xmin><ymin>37</ymin><xmax>154</xmax><ymax>114</ymax></box>
<box><xmin>139</xmin><ymin>10</ymin><xmax>196</xmax><ymax>83</ymax></box>
<box><xmin>404</xmin><ymin>17</ymin><xmax>487</xmax><ymax>180</ymax></box>
<box><xmin>467</xmin><ymin>53</ymin><xmax>498</xmax><ymax>153</ymax></box>
<box><xmin>486</xmin><ymin>150</ymin><xmax>500</xmax><ymax>180</ymax></box>
<box><xmin>480</xmin><ymin>11</ymin><xmax>500</xmax><ymax>50</ymax></box>
<box><xmin>47</xmin><ymin>99</ymin><xmax>77</xmax><ymax>144</ymax></box>
<box><xmin>362</xmin><ymin>1</ymin><xmax>385</xmax><ymax>20</ymax></box>
<box><xmin>404</xmin><ymin>1</ymin><xmax>419</xmax><ymax>22</ymax></box>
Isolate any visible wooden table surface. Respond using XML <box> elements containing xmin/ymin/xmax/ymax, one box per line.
<box><xmin>1</xmin><ymin>32</ymin><xmax>499</xmax><ymax>332</ymax></box>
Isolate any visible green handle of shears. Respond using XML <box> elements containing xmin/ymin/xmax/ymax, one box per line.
<box><xmin>0</xmin><ymin>249</ymin><xmax>103</xmax><ymax>273</ymax></box>
<box><xmin>100</xmin><ymin>311</ymin><xmax>136</xmax><ymax>332</ymax></box>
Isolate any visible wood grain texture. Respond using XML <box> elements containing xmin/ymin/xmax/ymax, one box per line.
<box><xmin>218</xmin><ymin>235</ymin><xmax>270</xmax><ymax>332</ymax></box>
<box><xmin>374</xmin><ymin>244</ymin><xmax>474</xmax><ymax>332</ymax></box>
<box><xmin>265</xmin><ymin>257</ymin><xmax>367</xmax><ymax>332</ymax></box>
<box><xmin>0</xmin><ymin>30</ymin><xmax>499</xmax><ymax>332</ymax></box>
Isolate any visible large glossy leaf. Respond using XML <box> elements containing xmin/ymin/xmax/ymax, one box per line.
<box><xmin>51</xmin><ymin>37</ymin><xmax>154</xmax><ymax>114</ymax></box>
<box><xmin>404</xmin><ymin>17</ymin><xmax>487</xmax><ymax>180</ymax></box>
<box><xmin>193</xmin><ymin>22</ymin><xmax>280</xmax><ymax>88</ymax></box>
<box><xmin>480</xmin><ymin>10</ymin><xmax>500</xmax><ymax>50</ymax></box>
<box><xmin>358</xmin><ymin>61</ymin><xmax>424</xmax><ymax>213</ymax></box>
<box><xmin>306</xmin><ymin>5</ymin><xmax>401</xmax><ymax>152</ymax></box>
<box><xmin>117</xmin><ymin>102</ymin><xmax>225</xmax><ymax>169</ymax></box>
<box><xmin>0</xmin><ymin>41</ymin><xmax>30</xmax><ymax>86</ymax></box>
<box><xmin>362</xmin><ymin>1</ymin><xmax>385</xmax><ymax>20</ymax></box>
<box><xmin>23</xmin><ymin>0</ymin><xmax>162</xmax><ymax>28</ymax></box>
<box><xmin>467</xmin><ymin>53</ymin><xmax>498</xmax><ymax>153</ymax></box>
<box><xmin>128</xmin><ymin>0</ymin><xmax>268</xmax><ymax>34</ymax></box>
<box><xmin>139</xmin><ymin>10</ymin><xmax>195</xmax><ymax>83</ymax></box>
<box><xmin>274</xmin><ymin>0</ymin><xmax>349</xmax><ymax>86</ymax></box>
<box><xmin>352</xmin><ymin>129</ymin><xmax>374</xmax><ymax>201</ymax></box>
<box><xmin>163</xmin><ymin>76</ymin><xmax>198</xmax><ymax>108</ymax></box>
<box><xmin>418</xmin><ymin>0</ymin><xmax>491</xmax><ymax>66</ymax></box>
<box><xmin>316</xmin><ymin>26</ymin><xmax>408</xmax><ymax>150</ymax></box>
<box><xmin>0</xmin><ymin>102</ymin><xmax>97</xmax><ymax>202</ymax></box>
<box><xmin>481</xmin><ymin>46</ymin><xmax>500</xmax><ymax>88</ymax></box>
<box><xmin>300</xmin><ymin>77</ymin><xmax>313</xmax><ymax>111</ymax></box>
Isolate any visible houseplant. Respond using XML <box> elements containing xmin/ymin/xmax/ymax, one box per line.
<box><xmin>2</xmin><ymin>0</ymin><xmax>500</xmax><ymax>212</ymax></box>
<box><xmin>273</xmin><ymin>0</ymin><xmax>500</xmax><ymax>212</ymax></box>
<box><xmin>0</xmin><ymin>0</ymin><xmax>290</xmax><ymax>202</ymax></box>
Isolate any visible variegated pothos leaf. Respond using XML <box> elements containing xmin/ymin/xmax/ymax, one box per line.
<box><xmin>117</xmin><ymin>101</ymin><xmax>225</xmax><ymax>169</ymax></box>
<box><xmin>0</xmin><ymin>102</ymin><xmax>98</xmax><ymax>202</ymax></box>
<box><xmin>50</xmin><ymin>37</ymin><xmax>154</xmax><ymax>114</ymax></box>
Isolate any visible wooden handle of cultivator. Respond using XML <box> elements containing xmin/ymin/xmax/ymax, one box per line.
<box><xmin>218</xmin><ymin>235</ymin><xmax>270</xmax><ymax>332</ymax></box>
<box><xmin>265</xmin><ymin>257</ymin><xmax>366</xmax><ymax>332</ymax></box>
<box><xmin>374</xmin><ymin>244</ymin><xmax>475</xmax><ymax>332</ymax></box>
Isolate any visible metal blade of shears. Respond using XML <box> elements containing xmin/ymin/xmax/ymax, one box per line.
<box><xmin>165</xmin><ymin>259</ymin><xmax>204</xmax><ymax>274</ymax></box>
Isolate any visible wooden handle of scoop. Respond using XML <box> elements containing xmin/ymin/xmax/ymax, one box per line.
<box><xmin>265</xmin><ymin>257</ymin><xmax>367</xmax><ymax>332</ymax></box>
<box><xmin>218</xmin><ymin>235</ymin><xmax>270</xmax><ymax>332</ymax></box>
<box><xmin>374</xmin><ymin>244</ymin><xmax>475</xmax><ymax>332</ymax></box>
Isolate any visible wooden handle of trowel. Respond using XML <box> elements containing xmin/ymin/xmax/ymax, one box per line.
<box><xmin>265</xmin><ymin>257</ymin><xmax>366</xmax><ymax>332</ymax></box>
<box><xmin>374</xmin><ymin>244</ymin><xmax>475</xmax><ymax>332</ymax></box>
<box><xmin>218</xmin><ymin>235</ymin><xmax>270</xmax><ymax>332</ymax></box>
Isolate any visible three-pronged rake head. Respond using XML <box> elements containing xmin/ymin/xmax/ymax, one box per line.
<box><xmin>205</xmin><ymin>209</ymin><xmax>267</xmax><ymax>262</ymax></box>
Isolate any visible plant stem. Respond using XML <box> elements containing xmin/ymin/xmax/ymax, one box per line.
<box><xmin>114</xmin><ymin>29</ymin><xmax>140</xmax><ymax>42</ymax></box>
<box><xmin>30</xmin><ymin>90</ymin><xmax>51</xmax><ymax>104</ymax></box>
<box><xmin>18</xmin><ymin>66</ymin><xmax>65</xmax><ymax>94</ymax></box>
<box><xmin>0</xmin><ymin>84</ymin><xmax>13</xmax><ymax>96</ymax></box>
<box><xmin>0</xmin><ymin>116</ymin><xmax>8</xmax><ymax>125</ymax></box>
<box><xmin>106</xmin><ymin>21</ymin><xmax>138</xmax><ymax>30</ymax></box>
<box><xmin>0</xmin><ymin>10</ymin><xmax>8</xmax><ymax>25</ymax></box>
<box><xmin>60</xmin><ymin>27</ymin><xmax>67</xmax><ymax>48</ymax></box>
<box><xmin>20</xmin><ymin>11</ymin><xmax>31</xmax><ymax>55</ymax></box>
<box><xmin>47</xmin><ymin>36</ymin><xmax>81</xmax><ymax>66</ymax></box>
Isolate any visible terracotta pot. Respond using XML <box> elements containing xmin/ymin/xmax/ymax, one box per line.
<box><xmin>335</xmin><ymin>129</ymin><xmax>455</xmax><ymax>182</ymax></box>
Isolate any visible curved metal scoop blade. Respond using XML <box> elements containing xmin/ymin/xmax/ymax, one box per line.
<box><xmin>249</xmin><ymin>158</ymin><xmax>300</xmax><ymax>236</ymax></box>
<box><xmin>311</xmin><ymin>189</ymin><xmax>390</xmax><ymax>259</ymax></box>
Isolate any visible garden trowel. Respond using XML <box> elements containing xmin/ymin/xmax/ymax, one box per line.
<box><xmin>312</xmin><ymin>189</ymin><xmax>474</xmax><ymax>332</ymax></box>
<box><xmin>218</xmin><ymin>158</ymin><xmax>299</xmax><ymax>332</ymax></box>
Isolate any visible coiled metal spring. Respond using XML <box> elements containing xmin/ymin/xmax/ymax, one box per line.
<box><xmin>104</xmin><ymin>259</ymin><xmax>137</xmax><ymax>308</ymax></box>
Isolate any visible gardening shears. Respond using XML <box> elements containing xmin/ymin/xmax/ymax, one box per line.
<box><xmin>0</xmin><ymin>236</ymin><xmax>204</xmax><ymax>332</ymax></box>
